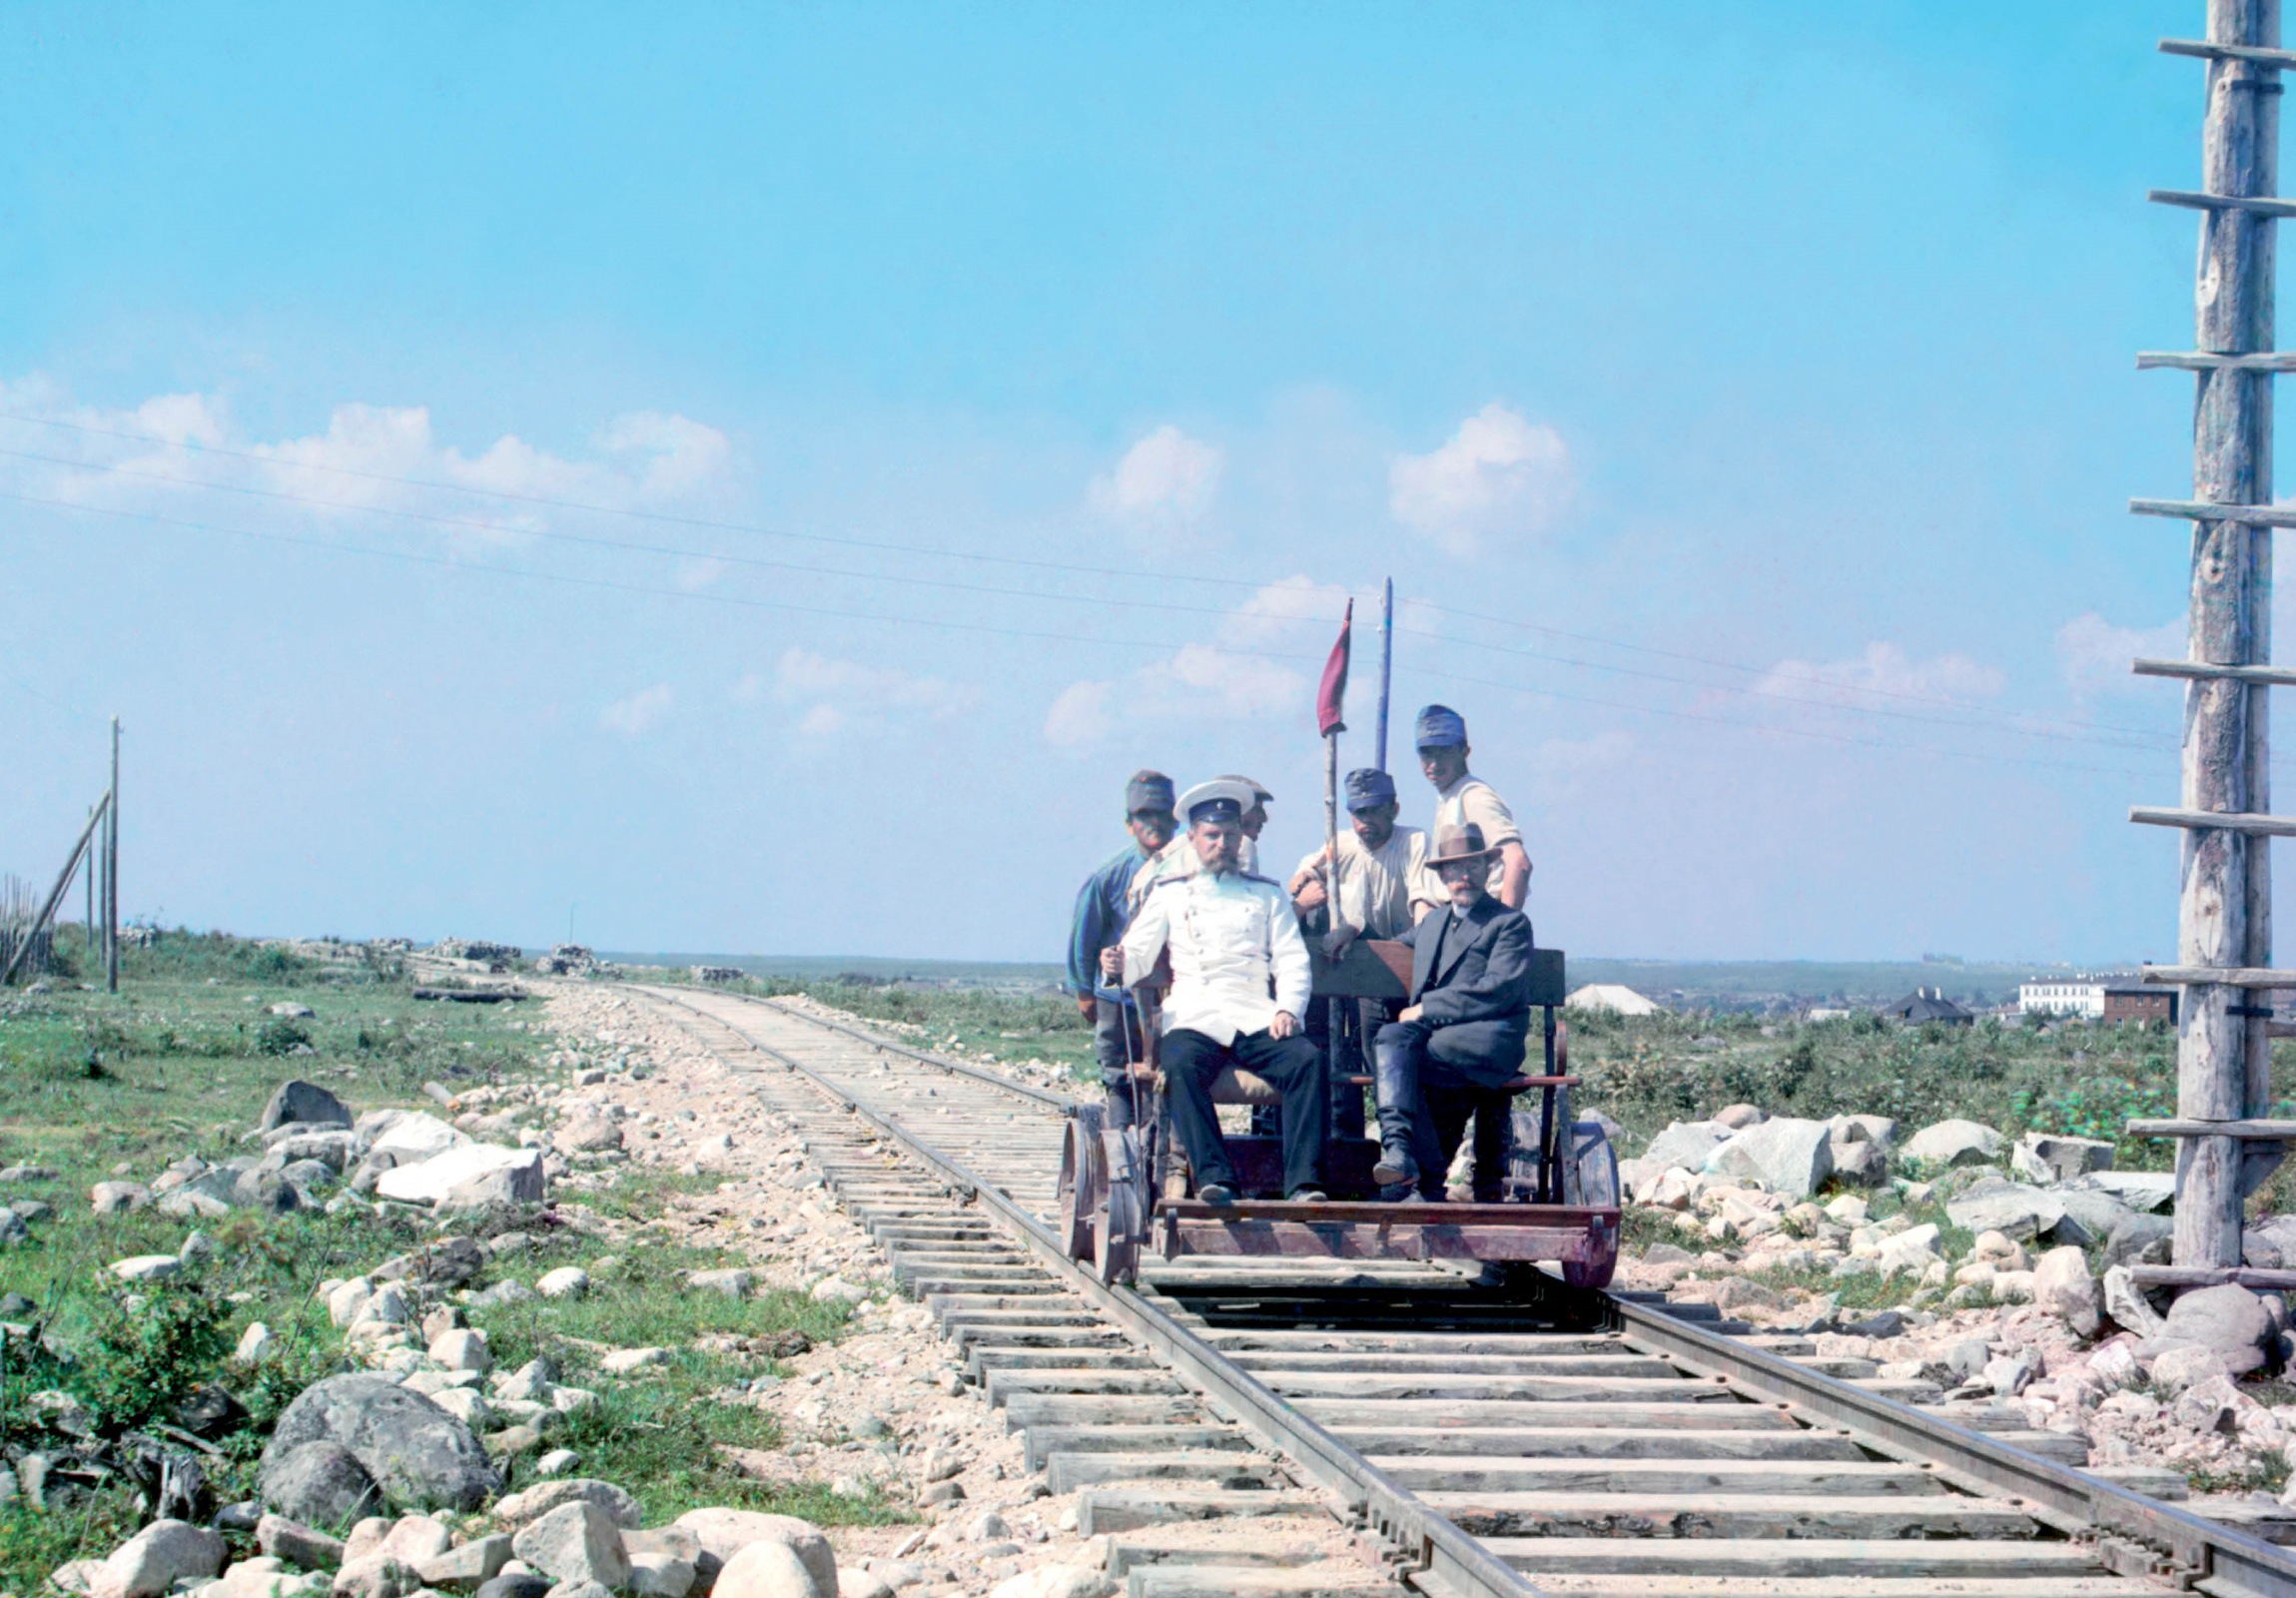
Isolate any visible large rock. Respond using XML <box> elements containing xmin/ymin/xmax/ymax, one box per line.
<box><xmin>711</xmin><ymin>1543</ymin><xmax>821</xmax><ymax>1598</ymax></box>
<box><xmin>1902</xmin><ymin>1120</ymin><xmax>2005</xmax><ymax>1169</ymax></box>
<box><xmin>1944</xmin><ymin>1179</ymin><xmax>2065</xmax><ymax>1243</ymax></box>
<box><xmin>368</xmin><ymin>1113</ymin><xmax>470</xmax><ymax>1161</ymax></box>
<box><xmin>2106</xmin><ymin>1211</ymin><xmax>2174</xmax><ymax>1269</ymax></box>
<box><xmin>261</xmin><ymin>1081</ymin><xmax>354</xmax><ymax>1133</ymax></box>
<box><xmin>376</xmin><ymin>1146</ymin><xmax>543</xmax><ymax>1207</ymax></box>
<box><xmin>510</xmin><ymin>1503</ymin><xmax>629</xmax><ymax>1591</ymax></box>
<box><xmin>2016</xmin><ymin>1133</ymin><xmax>2114</xmax><ymax>1183</ymax></box>
<box><xmin>261</xmin><ymin>1374</ymin><xmax>499</xmax><ymax>1515</ymax></box>
<box><xmin>260</xmin><ymin>1441</ymin><xmax>382</xmax><ymax>1526</ymax></box>
<box><xmin>553</xmin><ymin>1114</ymin><xmax>623</xmax><ymax>1156</ymax></box>
<box><xmin>2066</xmin><ymin>1170</ymin><xmax>2175</xmax><ymax>1211</ymax></box>
<box><xmin>258</xmin><ymin>1516</ymin><xmax>346</xmax><ymax>1572</ymax></box>
<box><xmin>2032</xmin><ymin>1246</ymin><xmax>2100</xmax><ymax>1337</ymax></box>
<box><xmin>91</xmin><ymin>1182</ymin><xmax>153</xmax><ymax>1213</ymax></box>
<box><xmin>984</xmin><ymin>1566</ymin><xmax>1118</xmax><ymax>1598</ymax></box>
<box><xmin>1830</xmin><ymin>1142</ymin><xmax>1889</xmax><ymax>1188</ymax></box>
<box><xmin>2246</xmin><ymin>1213</ymin><xmax>2296</xmax><ymax>1269</ymax></box>
<box><xmin>415</xmin><ymin>1535</ymin><xmax>512</xmax><ymax>1592</ymax></box>
<box><xmin>2143</xmin><ymin>1284</ymin><xmax>2282</xmax><ymax>1376</ymax></box>
<box><xmin>1703</xmin><ymin>1118</ymin><xmax>1834</xmax><ymax>1199</ymax></box>
<box><xmin>1827</xmin><ymin>1114</ymin><xmax>1899</xmax><ymax>1149</ymax></box>
<box><xmin>495</xmin><ymin>1479</ymin><xmax>642</xmax><ymax>1529</ymax></box>
<box><xmin>2102</xmin><ymin>1265</ymin><xmax>2167</xmax><ymax>1336</ymax></box>
<box><xmin>673</xmin><ymin>1512</ymin><xmax>833</xmax><ymax>1597</ymax></box>
<box><xmin>97</xmin><ymin>1519</ymin><xmax>226</xmax><ymax>1598</ymax></box>
<box><xmin>1640</xmin><ymin>1121</ymin><xmax>1728</xmax><ymax>1171</ymax></box>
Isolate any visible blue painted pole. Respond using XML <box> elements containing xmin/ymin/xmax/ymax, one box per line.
<box><xmin>1374</xmin><ymin>577</ymin><xmax>1393</xmax><ymax>772</ymax></box>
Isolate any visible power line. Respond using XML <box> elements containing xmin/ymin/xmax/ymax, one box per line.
<box><xmin>7</xmin><ymin>435</ymin><xmax>2184</xmax><ymax>757</ymax></box>
<box><xmin>10</xmin><ymin>487</ymin><xmax>2217</xmax><ymax>782</ymax></box>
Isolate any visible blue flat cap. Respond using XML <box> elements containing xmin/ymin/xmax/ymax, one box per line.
<box><xmin>1414</xmin><ymin>704</ymin><xmax>1468</xmax><ymax>748</ymax></box>
<box><xmin>1125</xmin><ymin>770</ymin><xmax>1175</xmax><ymax>815</ymax></box>
<box><xmin>1344</xmin><ymin>768</ymin><xmax>1397</xmax><ymax>811</ymax></box>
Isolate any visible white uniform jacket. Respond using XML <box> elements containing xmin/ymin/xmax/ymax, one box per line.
<box><xmin>1120</xmin><ymin>869</ymin><xmax>1312</xmax><ymax>1048</ymax></box>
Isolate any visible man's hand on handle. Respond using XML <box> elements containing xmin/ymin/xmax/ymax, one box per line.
<box><xmin>1270</xmin><ymin>1009</ymin><xmax>1300</xmax><ymax>1040</ymax></box>
<box><xmin>1397</xmin><ymin>1004</ymin><xmax>1423</xmax><ymax>1023</ymax></box>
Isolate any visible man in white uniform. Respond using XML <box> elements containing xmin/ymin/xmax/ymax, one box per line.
<box><xmin>1413</xmin><ymin>704</ymin><xmax>1531</xmax><ymax>913</ymax></box>
<box><xmin>1122</xmin><ymin>779</ymin><xmax>1328</xmax><ymax>1205</ymax></box>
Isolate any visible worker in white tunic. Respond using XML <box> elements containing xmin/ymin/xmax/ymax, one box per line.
<box><xmin>1121</xmin><ymin>779</ymin><xmax>1328</xmax><ymax>1205</ymax></box>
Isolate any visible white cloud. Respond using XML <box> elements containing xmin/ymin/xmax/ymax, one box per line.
<box><xmin>1747</xmin><ymin>641</ymin><xmax>2004</xmax><ymax>709</ymax></box>
<box><xmin>1041</xmin><ymin>576</ymin><xmax>1366</xmax><ymax>748</ymax></box>
<box><xmin>2056</xmin><ymin>612</ymin><xmax>2185</xmax><ymax>695</ymax></box>
<box><xmin>1090</xmin><ymin>424</ymin><xmax>1222</xmax><ymax>525</ymax></box>
<box><xmin>1045</xmin><ymin>680</ymin><xmax>1115</xmax><ymax>748</ymax></box>
<box><xmin>1389</xmin><ymin>402</ymin><xmax>1573</xmax><ymax>555</ymax></box>
<box><xmin>601</xmin><ymin>683</ymin><xmax>674</xmax><ymax>736</ymax></box>
<box><xmin>1536</xmin><ymin>729</ymin><xmax>1635</xmax><ymax>773</ymax></box>
<box><xmin>0</xmin><ymin>375</ymin><xmax>737</xmax><ymax>553</ymax></box>
<box><xmin>774</xmin><ymin>646</ymin><xmax>978</xmax><ymax>736</ymax></box>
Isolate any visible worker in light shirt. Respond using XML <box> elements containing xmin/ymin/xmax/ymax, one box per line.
<box><xmin>1289</xmin><ymin>766</ymin><xmax>1444</xmax><ymax>1137</ymax></box>
<box><xmin>1413</xmin><ymin>704</ymin><xmax>1530</xmax><ymax>910</ymax></box>
<box><xmin>1120</xmin><ymin>779</ymin><xmax>1328</xmax><ymax>1205</ymax></box>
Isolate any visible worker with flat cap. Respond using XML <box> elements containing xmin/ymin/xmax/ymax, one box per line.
<box><xmin>1290</xmin><ymin>766</ymin><xmax>1444</xmax><ymax>1136</ymax></box>
<box><xmin>1413</xmin><ymin>704</ymin><xmax>1530</xmax><ymax>911</ymax></box>
<box><xmin>1121</xmin><ymin>778</ymin><xmax>1328</xmax><ymax>1204</ymax></box>
<box><xmin>1371</xmin><ymin>822</ymin><xmax>1536</xmax><ymax>1199</ymax></box>
<box><xmin>1066</xmin><ymin>769</ymin><xmax>1178</xmax><ymax>1130</ymax></box>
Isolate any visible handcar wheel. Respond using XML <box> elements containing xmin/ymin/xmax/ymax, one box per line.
<box><xmin>1561</xmin><ymin>1121</ymin><xmax>1621</xmax><ymax>1289</ymax></box>
<box><xmin>1094</xmin><ymin>1126</ymin><xmax>1147</xmax><ymax>1286</ymax></box>
<box><xmin>1057</xmin><ymin>1112</ymin><xmax>1106</xmax><ymax>1261</ymax></box>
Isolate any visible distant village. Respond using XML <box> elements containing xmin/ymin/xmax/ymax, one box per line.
<box><xmin>1566</xmin><ymin>974</ymin><xmax>2185</xmax><ymax>1028</ymax></box>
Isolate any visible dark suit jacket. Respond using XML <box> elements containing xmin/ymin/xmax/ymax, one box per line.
<box><xmin>1397</xmin><ymin>897</ymin><xmax>1535</xmax><ymax>1087</ymax></box>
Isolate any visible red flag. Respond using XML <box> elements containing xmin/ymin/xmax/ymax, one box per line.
<box><xmin>1316</xmin><ymin>599</ymin><xmax>1352</xmax><ymax>736</ymax></box>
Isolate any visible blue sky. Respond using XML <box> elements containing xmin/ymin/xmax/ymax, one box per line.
<box><xmin>0</xmin><ymin>3</ymin><xmax>2266</xmax><ymax>965</ymax></box>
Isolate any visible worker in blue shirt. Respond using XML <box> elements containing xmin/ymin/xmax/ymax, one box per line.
<box><xmin>1066</xmin><ymin>770</ymin><xmax>1178</xmax><ymax>1130</ymax></box>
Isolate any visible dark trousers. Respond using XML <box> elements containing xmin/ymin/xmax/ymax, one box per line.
<box><xmin>1094</xmin><ymin>998</ymin><xmax>1146</xmax><ymax>1133</ymax></box>
<box><xmin>1162</xmin><ymin>1027</ymin><xmax>1326</xmax><ymax>1198</ymax></box>
<box><xmin>1253</xmin><ymin>997</ymin><xmax>1392</xmax><ymax>1140</ymax></box>
<box><xmin>1374</xmin><ymin>1020</ymin><xmax>1512</xmax><ymax>1201</ymax></box>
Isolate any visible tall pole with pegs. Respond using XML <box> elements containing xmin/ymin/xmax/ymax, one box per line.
<box><xmin>2127</xmin><ymin>2</ymin><xmax>2289</xmax><ymax>1279</ymax></box>
<box><xmin>106</xmin><ymin>716</ymin><xmax>119</xmax><ymax>994</ymax></box>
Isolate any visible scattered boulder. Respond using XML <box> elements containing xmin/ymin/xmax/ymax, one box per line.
<box><xmin>1829</xmin><ymin>1142</ymin><xmax>1888</xmax><ymax>1188</ymax></box>
<box><xmin>537</xmin><ymin>1267</ymin><xmax>589</xmax><ymax>1299</ymax></box>
<box><xmin>331</xmin><ymin>1556</ymin><xmax>418</xmax><ymax>1598</ymax></box>
<box><xmin>1640</xmin><ymin>1121</ymin><xmax>1729</xmax><ymax>1171</ymax></box>
<box><xmin>260</xmin><ymin>1441</ymin><xmax>383</xmax><ymax>1527</ymax></box>
<box><xmin>711</xmin><ymin>1543</ymin><xmax>821</xmax><ymax>1598</ymax></box>
<box><xmin>984</xmin><ymin>1566</ymin><xmax>1116</xmax><ymax>1598</ymax></box>
<box><xmin>672</xmin><ymin>1511</ymin><xmax>833</xmax><ymax>1596</ymax></box>
<box><xmin>494</xmin><ymin>1479</ymin><xmax>641</xmax><ymax>1530</ymax></box>
<box><xmin>376</xmin><ymin>1145</ymin><xmax>543</xmax><ymax>1207</ymax></box>
<box><xmin>510</xmin><ymin>1503</ymin><xmax>630</xmax><ymax>1591</ymax></box>
<box><xmin>1901</xmin><ymin>1119</ymin><xmax>2004</xmax><ymax>1169</ymax></box>
<box><xmin>2032</xmin><ymin>1246</ymin><xmax>2100</xmax><ymax>1337</ymax></box>
<box><xmin>2151</xmin><ymin>1343</ymin><xmax>2233</xmax><ymax>1393</ymax></box>
<box><xmin>688</xmin><ymin>1268</ymin><xmax>754</xmax><ymax>1298</ymax></box>
<box><xmin>95</xmin><ymin>1520</ymin><xmax>227</xmax><ymax>1598</ymax></box>
<box><xmin>110</xmin><ymin>1253</ymin><xmax>183</xmax><ymax>1281</ymax></box>
<box><xmin>1703</xmin><ymin>1118</ymin><xmax>1834</xmax><ymax>1198</ymax></box>
<box><xmin>554</xmin><ymin>1114</ymin><xmax>624</xmax><ymax>1156</ymax></box>
<box><xmin>415</xmin><ymin>1534</ymin><xmax>512</xmax><ymax>1592</ymax></box>
<box><xmin>260</xmin><ymin>1081</ymin><xmax>354</xmax><ymax>1133</ymax></box>
<box><xmin>261</xmin><ymin>1374</ymin><xmax>499</xmax><ymax>1516</ymax></box>
<box><xmin>368</xmin><ymin>1113</ymin><xmax>470</xmax><ymax>1162</ymax></box>
<box><xmin>2246</xmin><ymin>1213</ymin><xmax>2296</xmax><ymax>1269</ymax></box>
<box><xmin>1944</xmin><ymin>1180</ymin><xmax>2065</xmax><ymax>1243</ymax></box>
<box><xmin>2143</xmin><ymin>1284</ymin><xmax>2282</xmax><ymax>1376</ymax></box>
<box><xmin>2015</xmin><ymin>1132</ymin><xmax>2114</xmax><ymax>1183</ymax></box>
<box><xmin>257</xmin><ymin>1515</ymin><xmax>345</xmax><ymax>1571</ymax></box>
<box><xmin>2105</xmin><ymin>1212</ymin><xmax>2174</xmax><ymax>1269</ymax></box>
<box><xmin>91</xmin><ymin>1182</ymin><xmax>153</xmax><ymax>1213</ymax></box>
<box><xmin>1713</xmin><ymin>1104</ymin><xmax>1766</xmax><ymax>1130</ymax></box>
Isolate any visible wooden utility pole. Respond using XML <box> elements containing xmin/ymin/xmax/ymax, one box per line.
<box><xmin>2128</xmin><ymin>1</ymin><xmax>2288</xmax><ymax>1275</ymax></box>
<box><xmin>106</xmin><ymin>715</ymin><xmax>119</xmax><ymax>993</ymax></box>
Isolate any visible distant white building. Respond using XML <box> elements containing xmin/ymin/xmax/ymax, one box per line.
<box><xmin>2020</xmin><ymin>977</ymin><xmax>2106</xmax><ymax>1018</ymax></box>
<box><xmin>1567</xmin><ymin>983</ymin><xmax>1661</xmax><ymax>1017</ymax></box>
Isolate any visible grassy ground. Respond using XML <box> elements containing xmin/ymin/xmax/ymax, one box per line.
<box><xmin>0</xmin><ymin>931</ymin><xmax>891</xmax><ymax>1595</ymax></box>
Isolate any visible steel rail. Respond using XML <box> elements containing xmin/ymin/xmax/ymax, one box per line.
<box><xmin>1611</xmin><ymin>1293</ymin><xmax>2296</xmax><ymax>1598</ymax></box>
<box><xmin>640</xmin><ymin>985</ymin><xmax>1540</xmax><ymax>1598</ymax></box>
<box><xmin>744</xmin><ymin>992</ymin><xmax>1082</xmax><ymax>1112</ymax></box>
<box><xmin>650</xmin><ymin>986</ymin><xmax>2296</xmax><ymax>1598</ymax></box>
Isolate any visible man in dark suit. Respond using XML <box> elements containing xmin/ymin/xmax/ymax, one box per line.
<box><xmin>1371</xmin><ymin>823</ymin><xmax>1535</xmax><ymax>1200</ymax></box>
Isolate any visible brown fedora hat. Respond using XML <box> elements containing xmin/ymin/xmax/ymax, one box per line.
<box><xmin>1431</xmin><ymin>823</ymin><xmax>1500</xmax><ymax>865</ymax></box>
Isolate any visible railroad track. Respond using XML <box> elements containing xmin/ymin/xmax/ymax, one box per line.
<box><xmin>628</xmin><ymin>983</ymin><xmax>2296</xmax><ymax>1598</ymax></box>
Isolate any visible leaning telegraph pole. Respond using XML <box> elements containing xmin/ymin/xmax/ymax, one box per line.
<box><xmin>106</xmin><ymin>715</ymin><xmax>119</xmax><ymax>993</ymax></box>
<box><xmin>2128</xmin><ymin>1</ymin><xmax>2292</xmax><ymax>1283</ymax></box>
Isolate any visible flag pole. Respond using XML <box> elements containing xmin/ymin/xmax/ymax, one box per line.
<box><xmin>1375</xmin><ymin>577</ymin><xmax>1393</xmax><ymax>773</ymax></box>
